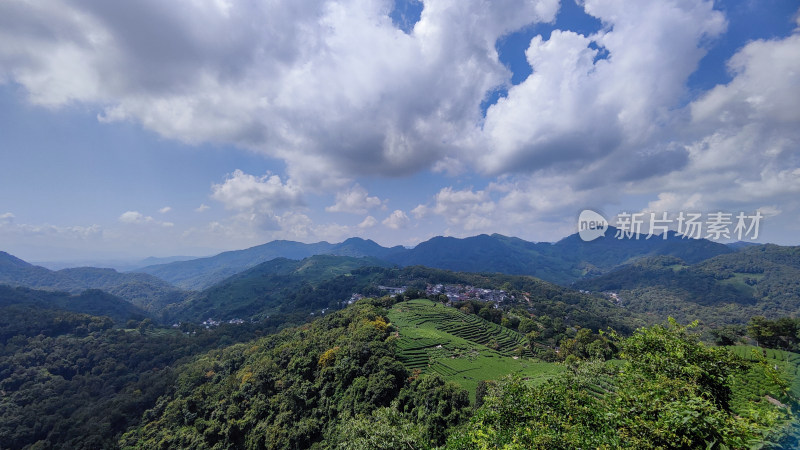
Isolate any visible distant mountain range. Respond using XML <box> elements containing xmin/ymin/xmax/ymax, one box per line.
<box><xmin>133</xmin><ymin>238</ymin><xmax>405</xmax><ymax>290</ymax></box>
<box><xmin>134</xmin><ymin>228</ymin><xmax>733</xmax><ymax>290</ymax></box>
<box><xmin>0</xmin><ymin>251</ymin><xmax>188</xmax><ymax>311</ymax></box>
<box><xmin>0</xmin><ymin>230</ymin><xmax>780</xmax><ymax>326</ymax></box>
<box><xmin>32</xmin><ymin>255</ymin><xmax>199</xmax><ymax>272</ymax></box>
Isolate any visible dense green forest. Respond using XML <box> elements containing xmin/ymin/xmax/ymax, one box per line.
<box><xmin>0</xmin><ymin>252</ymin><xmax>189</xmax><ymax>312</ymax></box>
<box><xmin>0</xmin><ymin>284</ymin><xmax>148</xmax><ymax>324</ymax></box>
<box><xmin>3</xmin><ymin>294</ymin><xmax>799</xmax><ymax>449</ymax></box>
<box><xmin>574</xmin><ymin>245</ymin><xmax>800</xmax><ymax>327</ymax></box>
<box><xmin>159</xmin><ymin>259</ymin><xmax>643</xmax><ymax>334</ymax></box>
<box><xmin>2</xmin><ymin>241</ymin><xmax>800</xmax><ymax>448</ymax></box>
<box><xmin>0</xmin><ymin>302</ymin><xmax>282</xmax><ymax>449</ymax></box>
<box><xmin>120</xmin><ymin>297</ymin><xmax>471</xmax><ymax>449</ymax></box>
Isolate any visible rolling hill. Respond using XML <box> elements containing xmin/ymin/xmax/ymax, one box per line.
<box><xmin>0</xmin><ymin>251</ymin><xmax>188</xmax><ymax>311</ymax></box>
<box><xmin>0</xmin><ymin>284</ymin><xmax>148</xmax><ymax>324</ymax></box>
<box><xmin>573</xmin><ymin>244</ymin><xmax>800</xmax><ymax>326</ymax></box>
<box><xmin>161</xmin><ymin>255</ymin><xmax>394</xmax><ymax>322</ymax></box>
<box><xmin>161</xmin><ymin>255</ymin><xmax>644</xmax><ymax>340</ymax></box>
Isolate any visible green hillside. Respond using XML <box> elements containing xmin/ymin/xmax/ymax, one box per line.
<box><xmin>163</xmin><ymin>255</ymin><xmax>392</xmax><ymax>322</ymax></box>
<box><xmin>449</xmin><ymin>322</ymin><xmax>797</xmax><ymax>449</ymax></box>
<box><xmin>161</xmin><ymin>255</ymin><xmax>645</xmax><ymax>333</ymax></box>
<box><xmin>388</xmin><ymin>299</ymin><xmax>562</xmax><ymax>400</ymax></box>
<box><xmin>729</xmin><ymin>346</ymin><xmax>800</xmax><ymax>406</ymax></box>
<box><xmin>120</xmin><ymin>297</ymin><xmax>473</xmax><ymax>449</ymax></box>
<box><xmin>57</xmin><ymin>267</ymin><xmax>189</xmax><ymax>311</ymax></box>
<box><xmin>0</xmin><ymin>252</ymin><xmax>188</xmax><ymax>312</ymax></box>
<box><xmin>0</xmin><ymin>284</ymin><xmax>148</xmax><ymax>324</ymax></box>
<box><xmin>574</xmin><ymin>245</ymin><xmax>800</xmax><ymax>326</ymax></box>
<box><xmin>3</xmin><ymin>294</ymin><xmax>799</xmax><ymax>449</ymax></box>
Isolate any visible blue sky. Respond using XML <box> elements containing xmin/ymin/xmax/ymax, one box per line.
<box><xmin>1</xmin><ymin>0</ymin><xmax>799</xmax><ymax>263</ymax></box>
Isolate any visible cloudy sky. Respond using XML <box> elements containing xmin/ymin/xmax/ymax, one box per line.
<box><xmin>1</xmin><ymin>0</ymin><xmax>799</xmax><ymax>262</ymax></box>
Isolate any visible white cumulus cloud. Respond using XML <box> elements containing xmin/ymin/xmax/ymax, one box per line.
<box><xmin>0</xmin><ymin>0</ymin><xmax>558</xmax><ymax>187</ymax></box>
<box><xmin>382</xmin><ymin>210</ymin><xmax>410</xmax><ymax>230</ymax></box>
<box><xmin>211</xmin><ymin>169</ymin><xmax>303</xmax><ymax>212</ymax></box>
<box><xmin>326</xmin><ymin>184</ymin><xmax>382</xmax><ymax>214</ymax></box>
<box><xmin>358</xmin><ymin>215</ymin><xmax>378</xmax><ymax>228</ymax></box>
<box><xmin>119</xmin><ymin>210</ymin><xmax>174</xmax><ymax>227</ymax></box>
<box><xmin>118</xmin><ymin>211</ymin><xmax>153</xmax><ymax>224</ymax></box>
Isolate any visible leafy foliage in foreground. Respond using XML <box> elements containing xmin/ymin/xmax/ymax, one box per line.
<box><xmin>448</xmin><ymin>321</ymin><xmax>794</xmax><ymax>449</ymax></box>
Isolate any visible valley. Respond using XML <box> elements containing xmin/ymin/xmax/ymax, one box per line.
<box><xmin>1</xmin><ymin>231</ymin><xmax>800</xmax><ymax>448</ymax></box>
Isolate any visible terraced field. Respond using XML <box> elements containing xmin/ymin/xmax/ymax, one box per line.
<box><xmin>729</xmin><ymin>345</ymin><xmax>800</xmax><ymax>404</ymax></box>
<box><xmin>726</xmin><ymin>346</ymin><xmax>800</xmax><ymax>444</ymax></box>
<box><xmin>388</xmin><ymin>299</ymin><xmax>561</xmax><ymax>401</ymax></box>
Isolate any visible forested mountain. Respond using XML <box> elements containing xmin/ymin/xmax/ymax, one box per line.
<box><xmin>162</xmin><ymin>255</ymin><xmax>393</xmax><ymax>322</ymax></box>
<box><xmin>548</xmin><ymin>227</ymin><xmax>733</xmax><ymax>275</ymax></box>
<box><xmin>134</xmin><ymin>240</ymin><xmax>338</xmax><ymax>289</ymax></box>
<box><xmin>0</xmin><ymin>252</ymin><xmax>188</xmax><ymax>311</ymax></box>
<box><xmin>2</xmin><ymin>289</ymin><xmax>798</xmax><ymax>448</ymax></box>
<box><xmin>132</xmin><ymin>230</ymin><xmax>731</xmax><ymax>290</ymax></box>
<box><xmin>0</xmin><ymin>284</ymin><xmax>148</xmax><ymax>324</ymax></box>
<box><xmin>385</xmin><ymin>234</ymin><xmax>578</xmax><ymax>283</ymax></box>
<box><xmin>0</xmin><ymin>303</ymin><xmax>277</xmax><ymax>449</ymax></box>
<box><xmin>574</xmin><ymin>244</ymin><xmax>800</xmax><ymax>326</ymax></box>
<box><xmin>134</xmin><ymin>238</ymin><xmax>404</xmax><ymax>290</ymax></box>
<box><xmin>161</xmin><ymin>255</ymin><xmax>643</xmax><ymax>335</ymax></box>
<box><xmin>3</xmin><ymin>235</ymin><xmax>799</xmax><ymax>448</ymax></box>
<box><xmin>0</xmin><ymin>251</ymin><xmax>83</xmax><ymax>291</ymax></box>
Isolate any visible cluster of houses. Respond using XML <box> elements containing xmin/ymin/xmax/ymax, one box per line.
<box><xmin>341</xmin><ymin>283</ymin><xmax>514</xmax><ymax>311</ymax></box>
<box><xmin>426</xmin><ymin>283</ymin><xmax>510</xmax><ymax>306</ymax></box>
<box><xmin>180</xmin><ymin>317</ymin><xmax>246</xmax><ymax>329</ymax></box>
<box><xmin>377</xmin><ymin>285</ymin><xmax>407</xmax><ymax>295</ymax></box>
<box><xmin>345</xmin><ymin>293</ymin><xmax>365</xmax><ymax>305</ymax></box>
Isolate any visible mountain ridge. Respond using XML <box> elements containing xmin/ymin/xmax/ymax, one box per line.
<box><xmin>0</xmin><ymin>254</ymin><xmax>188</xmax><ymax>311</ymax></box>
<box><xmin>132</xmin><ymin>230</ymin><xmax>733</xmax><ymax>290</ymax></box>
